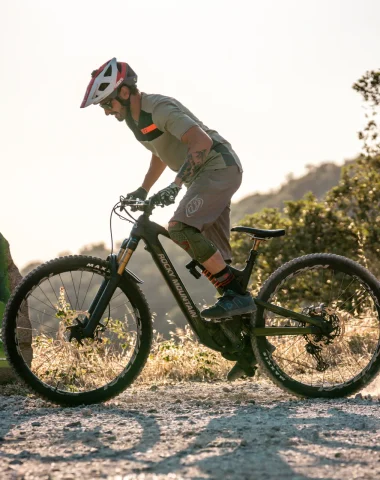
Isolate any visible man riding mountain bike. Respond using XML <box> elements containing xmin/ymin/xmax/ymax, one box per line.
<box><xmin>81</xmin><ymin>57</ymin><xmax>257</xmax><ymax>379</ymax></box>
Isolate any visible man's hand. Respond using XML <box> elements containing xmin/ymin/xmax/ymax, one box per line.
<box><xmin>125</xmin><ymin>187</ymin><xmax>148</xmax><ymax>211</ymax></box>
<box><xmin>125</xmin><ymin>186</ymin><xmax>148</xmax><ymax>201</ymax></box>
<box><xmin>150</xmin><ymin>183</ymin><xmax>181</xmax><ymax>207</ymax></box>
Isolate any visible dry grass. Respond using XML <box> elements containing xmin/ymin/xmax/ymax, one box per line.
<box><xmin>23</xmin><ymin>305</ymin><xmax>380</xmax><ymax>392</ymax></box>
<box><xmin>12</xmin><ymin>280</ymin><xmax>380</xmax><ymax>393</ymax></box>
<box><xmin>29</xmin><ymin>325</ymin><xmax>232</xmax><ymax>391</ymax></box>
<box><xmin>19</xmin><ymin>287</ymin><xmax>233</xmax><ymax>392</ymax></box>
<box><xmin>137</xmin><ymin>325</ymin><xmax>232</xmax><ymax>385</ymax></box>
<box><xmin>267</xmin><ymin>308</ymin><xmax>379</xmax><ymax>385</ymax></box>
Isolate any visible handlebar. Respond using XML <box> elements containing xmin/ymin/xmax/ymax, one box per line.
<box><xmin>120</xmin><ymin>195</ymin><xmax>176</xmax><ymax>213</ymax></box>
<box><xmin>119</xmin><ymin>197</ymin><xmax>173</xmax><ymax>218</ymax></box>
<box><xmin>120</xmin><ymin>198</ymin><xmax>150</xmax><ymax>208</ymax></box>
<box><xmin>119</xmin><ymin>197</ymin><xmax>152</xmax><ymax>212</ymax></box>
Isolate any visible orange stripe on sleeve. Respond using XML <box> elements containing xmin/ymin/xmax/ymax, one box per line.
<box><xmin>141</xmin><ymin>124</ymin><xmax>158</xmax><ymax>134</ymax></box>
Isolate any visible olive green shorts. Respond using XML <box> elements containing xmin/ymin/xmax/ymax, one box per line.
<box><xmin>170</xmin><ymin>165</ymin><xmax>242</xmax><ymax>261</ymax></box>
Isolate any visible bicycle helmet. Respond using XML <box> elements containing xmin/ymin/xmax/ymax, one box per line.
<box><xmin>80</xmin><ymin>57</ymin><xmax>138</xmax><ymax>108</ymax></box>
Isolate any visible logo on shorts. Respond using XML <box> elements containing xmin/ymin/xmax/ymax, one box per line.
<box><xmin>186</xmin><ymin>195</ymin><xmax>204</xmax><ymax>217</ymax></box>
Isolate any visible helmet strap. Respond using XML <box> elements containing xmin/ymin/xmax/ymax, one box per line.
<box><xmin>116</xmin><ymin>96</ymin><xmax>130</xmax><ymax>107</ymax></box>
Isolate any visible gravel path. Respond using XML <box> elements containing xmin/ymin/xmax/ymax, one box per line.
<box><xmin>1</xmin><ymin>380</ymin><xmax>379</xmax><ymax>480</ymax></box>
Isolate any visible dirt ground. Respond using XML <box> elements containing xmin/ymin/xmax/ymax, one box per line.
<box><xmin>0</xmin><ymin>379</ymin><xmax>379</xmax><ymax>480</ymax></box>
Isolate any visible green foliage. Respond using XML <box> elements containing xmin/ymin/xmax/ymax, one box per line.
<box><xmin>232</xmin><ymin>69</ymin><xmax>380</xmax><ymax>288</ymax></box>
<box><xmin>327</xmin><ymin>155</ymin><xmax>380</xmax><ymax>275</ymax></box>
<box><xmin>231</xmin><ymin>162</ymin><xmax>347</xmax><ymax>224</ymax></box>
<box><xmin>353</xmin><ymin>69</ymin><xmax>380</xmax><ymax>156</ymax></box>
<box><xmin>0</xmin><ymin>235</ymin><xmax>11</xmax><ymax>305</ymax></box>
<box><xmin>231</xmin><ymin>193</ymin><xmax>361</xmax><ymax>289</ymax></box>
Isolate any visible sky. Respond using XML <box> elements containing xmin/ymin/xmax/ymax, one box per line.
<box><xmin>1</xmin><ymin>0</ymin><xmax>379</xmax><ymax>268</ymax></box>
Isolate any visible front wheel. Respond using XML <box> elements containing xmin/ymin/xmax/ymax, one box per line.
<box><xmin>2</xmin><ymin>255</ymin><xmax>152</xmax><ymax>405</ymax></box>
<box><xmin>251</xmin><ymin>254</ymin><xmax>380</xmax><ymax>398</ymax></box>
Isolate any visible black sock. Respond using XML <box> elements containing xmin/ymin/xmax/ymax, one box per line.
<box><xmin>214</xmin><ymin>266</ymin><xmax>245</xmax><ymax>295</ymax></box>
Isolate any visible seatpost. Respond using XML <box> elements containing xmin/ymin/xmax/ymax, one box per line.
<box><xmin>252</xmin><ymin>237</ymin><xmax>265</xmax><ymax>251</ymax></box>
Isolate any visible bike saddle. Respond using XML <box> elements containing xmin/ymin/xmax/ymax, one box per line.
<box><xmin>231</xmin><ymin>226</ymin><xmax>286</xmax><ymax>238</ymax></box>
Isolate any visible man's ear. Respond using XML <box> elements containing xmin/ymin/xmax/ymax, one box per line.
<box><xmin>119</xmin><ymin>85</ymin><xmax>130</xmax><ymax>100</ymax></box>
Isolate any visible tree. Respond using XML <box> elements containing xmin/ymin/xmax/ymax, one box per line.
<box><xmin>327</xmin><ymin>155</ymin><xmax>380</xmax><ymax>276</ymax></box>
<box><xmin>231</xmin><ymin>194</ymin><xmax>360</xmax><ymax>290</ymax></box>
<box><xmin>231</xmin><ymin>68</ymin><xmax>380</xmax><ymax>287</ymax></box>
<box><xmin>353</xmin><ymin>69</ymin><xmax>380</xmax><ymax>156</ymax></box>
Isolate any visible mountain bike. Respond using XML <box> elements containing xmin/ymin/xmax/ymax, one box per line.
<box><xmin>2</xmin><ymin>198</ymin><xmax>380</xmax><ymax>405</ymax></box>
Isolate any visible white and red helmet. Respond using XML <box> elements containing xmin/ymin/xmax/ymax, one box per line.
<box><xmin>80</xmin><ymin>58</ymin><xmax>138</xmax><ymax>108</ymax></box>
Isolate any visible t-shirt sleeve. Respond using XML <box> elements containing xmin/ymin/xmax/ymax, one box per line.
<box><xmin>152</xmin><ymin>100</ymin><xmax>198</xmax><ymax>141</ymax></box>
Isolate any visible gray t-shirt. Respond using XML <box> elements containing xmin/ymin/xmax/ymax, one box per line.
<box><xmin>125</xmin><ymin>93</ymin><xmax>242</xmax><ymax>183</ymax></box>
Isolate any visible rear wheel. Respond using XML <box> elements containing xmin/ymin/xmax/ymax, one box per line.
<box><xmin>2</xmin><ymin>256</ymin><xmax>152</xmax><ymax>405</ymax></box>
<box><xmin>251</xmin><ymin>254</ymin><xmax>380</xmax><ymax>398</ymax></box>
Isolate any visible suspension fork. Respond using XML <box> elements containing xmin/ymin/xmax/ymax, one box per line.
<box><xmin>83</xmin><ymin>237</ymin><xmax>139</xmax><ymax>337</ymax></box>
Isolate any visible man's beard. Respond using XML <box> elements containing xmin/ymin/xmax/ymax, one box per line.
<box><xmin>115</xmin><ymin>110</ymin><xmax>126</xmax><ymax>122</ymax></box>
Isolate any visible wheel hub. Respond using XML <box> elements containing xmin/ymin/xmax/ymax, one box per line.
<box><xmin>303</xmin><ymin>303</ymin><xmax>345</xmax><ymax>347</ymax></box>
<box><xmin>65</xmin><ymin>313</ymin><xmax>105</xmax><ymax>345</ymax></box>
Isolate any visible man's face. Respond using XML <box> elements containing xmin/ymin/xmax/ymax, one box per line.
<box><xmin>100</xmin><ymin>98</ymin><xmax>127</xmax><ymax>122</ymax></box>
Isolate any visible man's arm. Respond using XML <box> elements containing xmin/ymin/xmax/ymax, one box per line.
<box><xmin>141</xmin><ymin>154</ymin><xmax>167</xmax><ymax>192</ymax></box>
<box><xmin>174</xmin><ymin>125</ymin><xmax>213</xmax><ymax>186</ymax></box>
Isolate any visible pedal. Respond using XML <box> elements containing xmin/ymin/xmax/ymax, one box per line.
<box><xmin>185</xmin><ymin>260</ymin><xmax>202</xmax><ymax>279</ymax></box>
<box><xmin>201</xmin><ymin>316</ymin><xmax>233</xmax><ymax>324</ymax></box>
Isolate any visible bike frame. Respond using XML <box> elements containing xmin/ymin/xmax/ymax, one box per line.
<box><xmin>82</xmin><ymin>207</ymin><xmax>331</xmax><ymax>353</ymax></box>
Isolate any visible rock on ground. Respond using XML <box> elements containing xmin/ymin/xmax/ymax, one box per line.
<box><xmin>0</xmin><ymin>380</ymin><xmax>379</xmax><ymax>480</ymax></box>
<box><xmin>0</xmin><ymin>234</ymin><xmax>32</xmax><ymax>382</ymax></box>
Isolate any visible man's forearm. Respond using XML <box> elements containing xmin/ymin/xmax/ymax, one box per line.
<box><xmin>175</xmin><ymin>126</ymin><xmax>213</xmax><ymax>186</ymax></box>
<box><xmin>141</xmin><ymin>155</ymin><xmax>167</xmax><ymax>192</ymax></box>
<box><xmin>175</xmin><ymin>146</ymin><xmax>211</xmax><ymax>186</ymax></box>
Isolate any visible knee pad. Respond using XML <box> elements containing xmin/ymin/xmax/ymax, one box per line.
<box><xmin>168</xmin><ymin>222</ymin><xmax>217</xmax><ymax>264</ymax></box>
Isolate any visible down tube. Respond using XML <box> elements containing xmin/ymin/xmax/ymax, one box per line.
<box><xmin>146</xmin><ymin>237</ymin><xmax>225</xmax><ymax>352</ymax></box>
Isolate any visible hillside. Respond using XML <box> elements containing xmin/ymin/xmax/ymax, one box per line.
<box><xmin>231</xmin><ymin>161</ymin><xmax>346</xmax><ymax>223</ymax></box>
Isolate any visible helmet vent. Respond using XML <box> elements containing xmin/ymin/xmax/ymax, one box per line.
<box><xmin>98</xmin><ymin>82</ymin><xmax>109</xmax><ymax>92</ymax></box>
<box><xmin>104</xmin><ymin>66</ymin><xmax>112</xmax><ymax>77</ymax></box>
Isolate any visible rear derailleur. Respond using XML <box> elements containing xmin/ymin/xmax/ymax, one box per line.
<box><xmin>302</xmin><ymin>303</ymin><xmax>337</xmax><ymax>372</ymax></box>
<box><xmin>304</xmin><ymin>341</ymin><xmax>329</xmax><ymax>372</ymax></box>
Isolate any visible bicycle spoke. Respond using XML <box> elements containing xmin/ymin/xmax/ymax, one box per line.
<box><xmin>70</xmin><ymin>271</ymin><xmax>79</xmax><ymax>310</ymax></box>
<box><xmin>76</xmin><ymin>270</ymin><xmax>84</xmax><ymax>311</ymax></box>
<box><xmin>33</xmin><ymin>343</ymin><xmax>65</xmax><ymax>373</ymax></box>
<box><xmin>80</xmin><ymin>273</ymin><xmax>95</xmax><ymax>311</ymax></box>
<box><xmin>332</xmin><ymin>277</ymin><xmax>356</xmax><ymax>309</ymax></box>
<box><xmin>47</xmin><ymin>278</ymin><xmax>60</xmax><ymax>304</ymax></box>
<box><xmin>59</xmin><ymin>274</ymin><xmax>75</xmax><ymax>311</ymax></box>
<box><xmin>109</xmin><ymin>301</ymin><xmax>131</xmax><ymax>314</ymax></box>
<box><xmin>36</xmin><ymin>286</ymin><xmax>57</xmax><ymax>311</ymax></box>
<box><xmin>26</xmin><ymin>275</ymin><xmax>139</xmax><ymax>392</ymax></box>
<box><xmin>29</xmin><ymin>295</ymin><xmax>57</xmax><ymax>314</ymax></box>
<box><xmin>28</xmin><ymin>306</ymin><xmax>60</xmax><ymax>323</ymax></box>
<box><xmin>328</xmin><ymin>269</ymin><xmax>335</xmax><ymax>305</ymax></box>
<box><xmin>261</xmin><ymin>261</ymin><xmax>380</xmax><ymax>392</ymax></box>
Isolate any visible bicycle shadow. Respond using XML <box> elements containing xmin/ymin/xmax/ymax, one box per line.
<box><xmin>0</xmin><ymin>404</ymin><xmax>160</xmax><ymax>465</ymax></box>
<box><xmin>0</xmin><ymin>397</ymin><xmax>379</xmax><ymax>479</ymax></box>
<box><xmin>150</xmin><ymin>400</ymin><xmax>380</xmax><ymax>479</ymax></box>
